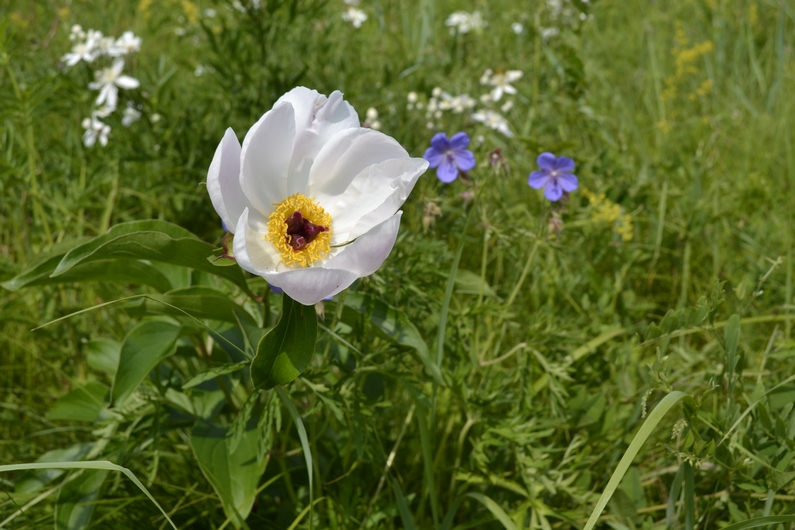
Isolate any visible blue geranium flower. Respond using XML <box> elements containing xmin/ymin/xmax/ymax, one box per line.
<box><xmin>423</xmin><ymin>132</ymin><xmax>476</xmax><ymax>183</ymax></box>
<box><xmin>528</xmin><ymin>152</ymin><xmax>578</xmax><ymax>201</ymax></box>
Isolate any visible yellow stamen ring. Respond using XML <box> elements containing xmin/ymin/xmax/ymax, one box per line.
<box><xmin>267</xmin><ymin>193</ymin><xmax>332</xmax><ymax>267</ymax></box>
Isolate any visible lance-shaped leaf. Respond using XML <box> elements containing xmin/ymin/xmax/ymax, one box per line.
<box><xmin>251</xmin><ymin>295</ymin><xmax>317</xmax><ymax>390</ymax></box>
<box><xmin>3</xmin><ymin>259</ymin><xmax>173</xmax><ymax>292</ymax></box>
<box><xmin>50</xmin><ymin>220</ymin><xmax>253</xmax><ymax>296</ymax></box>
<box><xmin>112</xmin><ymin>320</ymin><xmax>182</xmax><ymax>405</ymax></box>
<box><xmin>124</xmin><ymin>286</ymin><xmax>258</xmax><ymax>325</ymax></box>
<box><xmin>54</xmin><ymin>468</ymin><xmax>109</xmax><ymax>530</ymax></box>
<box><xmin>189</xmin><ymin>419</ymin><xmax>269</xmax><ymax>528</ymax></box>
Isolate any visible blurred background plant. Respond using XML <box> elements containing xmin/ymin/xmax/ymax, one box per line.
<box><xmin>2</xmin><ymin>0</ymin><xmax>795</xmax><ymax>528</ymax></box>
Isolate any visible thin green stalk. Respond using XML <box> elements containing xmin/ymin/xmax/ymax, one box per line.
<box><xmin>506</xmin><ymin>239</ymin><xmax>541</xmax><ymax>307</ymax></box>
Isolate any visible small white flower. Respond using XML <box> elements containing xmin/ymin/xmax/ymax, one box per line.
<box><xmin>82</xmin><ymin>116</ymin><xmax>111</xmax><ymax>147</ymax></box>
<box><xmin>431</xmin><ymin>87</ymin><xmax>442</xmax><ymax>97</ymax></box>
<box><xmin>109</xmin><ymin>31</ymin><xmax>142</xmax><ymax>57</ymax></box>
<box><xmin>438</xmin><ymin>92</ymin><xmax>475</xmax><ymax>113</ymax></box>
<box><xmin>194</xmin><ymin>64</ymin><xmax>206</xmax><ymax>77</ymax></box>
<box><xmin>512</xmin><ymin>22</ymin><xmax>524</xmax><ymax>34</ymax></box>
<box><xmin>541</xmin><ymin>26</ymin><xmax>559</xmax><ymax>39</ymax></box>
<box><xmin>407</xmin><ymin>91</ymin><xmax>418</xmax><ymax>103</ymax></box>
<box><xmin>500</xmin><ymin>100</ymin><xmax>514</xmax><ymax>113</ymax></box>
<box><xmin>445</xmin><ymin>11</ymin><xmax>486</xmax><ymax>34</ymax></box>
<box><xmin>366</xmin><ymin>107</ymin><xmax>379</xmax><ymax>122</ymax></box>
<box><xmin>151</xmin><ymin>113</ymin><xmax>162</xmax><ymax>123</ymax></box>
<box><xmin>479</xmin><ymin>93</ymin><xmax>492</xmax><ymax>104</ymax></box>
<box><xmin>480</xmin><ymin>69</ymin><xmax>523</xmax><ymax>101</ymax></box>
<box><xmin>204</xmin><ymin>8</ymin><xmax>217</xmax><ymax>17</ymax></box>
<box><xmin>206</xmin><ymin>87</ymin><xmax>428</xmax><ymax>305</ymax></box>
<box><xmin>370</xmin><ymin>121</ymin><xmax>381</xmax><ymax>130</ymax></box>
<box><xmin>61</xmin><ymin>41</ymin><xmax>98</xmax><ymax>66</ymax></box>
<box><xmin>342</xmin><ymin>7</ymin><xmax>367</xmax><ymax>28</ymax></box>
<box><xmin>88</xmin><ymin>58</ymin><xmax>140</xmax><ymax>110</ymax></box>
<box><xmin>471</xmin><ymin>109</ymin><xmax>513</xmax><ymax>137</ymax></box>
<box><xmin>69</xmin><ymin>25</ymin><xmax>86</xmax><ymax>42</ymax></box>
<box><xmin>122</xmin><ymin>105</ymin><xmax>141</xmax><ymax>127</ymax></box>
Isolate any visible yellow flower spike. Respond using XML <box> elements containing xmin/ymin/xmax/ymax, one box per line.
<box><xmin>267</xmin><ymin>193</ymin><xmax>332</xmax><ymax>268</ymax></box>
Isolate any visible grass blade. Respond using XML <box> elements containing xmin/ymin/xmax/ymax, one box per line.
<box><xmin>0</xmin><ymin>461</ymin><xmax>178</xmax><ymax>529</ymax></box>
<box><xmin>582</xmin><ymin>391</ymin><xmax>688</xmax><ymax>530</ymax></box>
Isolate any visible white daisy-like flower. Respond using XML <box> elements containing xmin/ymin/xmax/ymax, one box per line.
<box><xmin>122</xmin><ymin>104</ymin><xmax>142</xmax><ymax>127</ymax></box>
<box><xmin>69</xmin><ymin>24</ymin><xmax>86</xmax><ymax>42</ymax></box>
<box><xmin>61</xmin><ymin>40</ymin><xmax>98</xmax><ymax>66</ymax></box>
<box><xmin>512</xmin><ymin>22</ymin><xmax>524</xmax><ymax>34</ymax></box>
<box><xmin>342</xmin><ymin>7</ymin><xmax>368</xmax><ymax>28</ymax></box>
<box><xmin>88</xmin><ymin>59</ymin><xmax>140</xmax><ymax>110</ymax></box>
<box><xmin>480</xmin><ymin>69</ymin><xmax>523</xmax><ymax>101</ymax></box>
<box><xmin>206</xmin><ymin>87</ymin><xmax>428</xmax><ymax>305</ymax></box>
<box><xmin>471</xmin><ymin>109</ymin><xmax>513</xmax><ymax>138</ymax></box>
<box><xmin>438</xmin><ymin>92</ymin><xmax>476</xmax><ymax>113</ymax></box>
<box><xmin>81</xmin><ymin>115</ymin><xmax>111</xmax><ymax>147</ymax></box>
<box><xmin>109</xmin><ymin>31</ymin><xmax>142</xmax><ymax>57</ymax></box>
<box><xmin>445</xmin><ymin>11</ymin><xmax>486</xmax><ymax>35</ymax></box>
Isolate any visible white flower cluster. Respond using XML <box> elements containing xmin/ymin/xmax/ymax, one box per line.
<box><xmin>342</xmin><ymin>0</ymin><xmax>367</xmax><ymax>28</ymax></box>
<box><xmin>62</xmin><ymin>25</ymin><xmax>142</xmax><ymax>147</ymax></box>
<box><xmin>406</xmin><ymin>67</ymin><xmax>522</xmax><ymax>138</ymax></box>
<box><xmin>445</xmin><ymin>11</ymin><xmax>486</xmax><ymax>35</ymax></box>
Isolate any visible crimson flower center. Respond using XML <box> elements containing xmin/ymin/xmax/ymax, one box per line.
<box><xmin>284</xmin><ymin>211</ymin><xmax>330</xmax><ymax>251</ymax></box>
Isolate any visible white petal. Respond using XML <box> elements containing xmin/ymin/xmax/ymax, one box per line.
<box><xmin>240</xmin><ymin>102</ymin><xmax>296</xmax><ymax>215</ymax></box>
<box><xmin>233</xmin><ymin>208</ymin><xmax>283</xmax><ymax>275</ymax></box>
<box><xmin>325</xmin><ymin>212</ymin><xmax>402</xmax><ymax>276</ymax></box>
<box><xmin>116</xmin><ymin>75</ymin><xmax>140</xmax><ymax>90</ymax></box>
<box><xmin>267</xmin><ymin>267</ymin><xmax>359</xmax><ymax>306</ymax></box>
<box><xmin>207</xmin><ymin>128</ymin><xmax>248</xmax><ymax>232</ymax></box>
<box><xmin>319</xmin><ymin>157</ymin><xmax>427</xmax><ymax>243</ymax></box>
<box><xmin>275</xmin><ymin>88</ymin><xmax>360</xmax><ymax>195</ymax></box>
<box><xmin>308</xmin><ymin>128</ymin><xmax>408</xmax><ymax>197</ymax></box>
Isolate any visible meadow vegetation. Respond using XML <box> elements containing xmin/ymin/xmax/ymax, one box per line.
<box><xmin>2</xmin><ymin>0</ymin><xmax>795</xmax><ymax>528</ymax></box>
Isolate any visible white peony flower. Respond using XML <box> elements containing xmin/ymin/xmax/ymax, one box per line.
<box><xmin>88</xmin><ymin>58</ymin><xmax>140</xmax><ymax>110</ymax></box>
<box><xmin>206</xmin><ymin>87</ymin><xmax>428</xmax><ymax>305</ymax></box>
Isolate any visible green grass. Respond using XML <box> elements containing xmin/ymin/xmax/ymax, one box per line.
<box><xmin>2</xmin><ymin>0</ymin><xmax>795</xmax><ymax>528</ymax></box>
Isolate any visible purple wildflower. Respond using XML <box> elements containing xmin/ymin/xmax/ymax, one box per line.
<box><xmin>423</xmin><ymin>132</ymin><xmax>476</xmax><ymax>183</ymax></box>
<box><xmin>528</xmin><ymin>152</ymin><xmax>578</xmax><ymax>202</ymax></box>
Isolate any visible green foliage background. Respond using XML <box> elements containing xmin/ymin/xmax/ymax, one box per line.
<box><xmin>2</xmin><ymin>0</ymin><xmax>795</xmax><ymax>528</ymax></box>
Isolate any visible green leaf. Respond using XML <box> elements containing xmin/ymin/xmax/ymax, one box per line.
<box><xmin>441</xmin><ymin>492</ymin><xmax>518</xmax><ymax>530</ymax></box>
<box><xmin>1</xmin><ymin>237</ymin><xmax>90</xmax><ymax>292</ymax></box>
<box><xmin>85</xmin><ymin>338</ymin><xmax>121</xmax><ymax>377</ymax></box>
<box><xmin>51</xmin><ymin>220</ymin><xmax>253</xmax><ymax>296</ymax></box>
<box><xmin>391</xmin><ymin>477</ymin><xmax>417</xmax><ymax>530</ymax></box>
<box><xmin>0</xmin><ymin>461</ymin><xmax>177</xmax><ymax>530</ymax></box>
<box><xmin>112</xmin><ymin>320</ymin><xmax>182</xmax><ymax>405</ymax></box>
<box><xmin>276</xmin><ymin>387</ymin><xmax>314</xmax><ymax>524</ymax></box>
<box><xmin>46</xmin><ymin>381</ymin><xmax>110</xmax><ymax>422</ymax></box>
<box><xmin>720</xmin><ymin>515</ymin><xmax>795</xmax><ymax>530</ymax></box>
<box><xmin>251</xmin><ymin>295</ymin><xmax>317</xmax><ymax>390</ymax></box>
<box><xmin>582</xmin><ymin>391</ymin><xmax>690</xmax><ymax>530</ymax></box>
<box><xmin>183</xmin><ymin>361</ymin><xmax>249</xmax><ymax>390</ymax></box>
<box><xmin>725</xmin><ymin>313</ymin><xmax>741</xmax><ymax>395</ymax></box>
<box><xmin>3</xmin><ymin>259</ymin><xmax>173</xmax><ymax>292</ymax></box>
<box><xmin>190</xmin><ymin>419</ymin><xmax>269</xmax><ymax>528</ymax></box>
<box><xmin>54</xmin><ymin>469</ymin><xmax>109</xmax><ymax>530</ymax></box>
<box><xmin>342</xmin><ymin>293</ymin><xmax>443</xmax><ymax>385</ymax></box>
<box><xmin>15</xmin><ymin>443</ymin><xmax>94</xmax><ymax>494</ymax></box>
<box><xmin>124</xmin><ymin>286</ymin><xmax>258</xmax><ymax>325</ymax></box>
